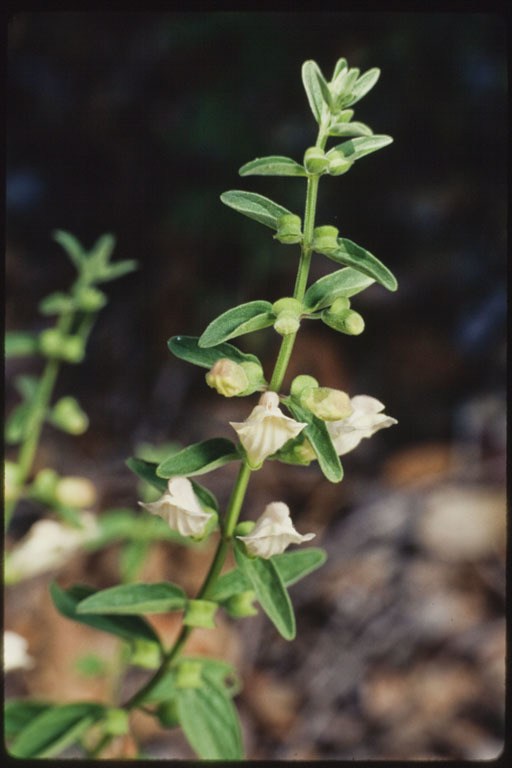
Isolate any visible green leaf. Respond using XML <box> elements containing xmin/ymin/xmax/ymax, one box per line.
<box><xmin>199</xmin><ymin>301</ymin><xmax>274</xmax><ymax>347</ymax></box>
<box><xmin>177</xmin><ymin>675</ymin><xmax>244</xmax><ymax>760</ymax></box>
<box><xmin>318</xmin><ymin>238</ymin><xmax>397</xmax><ymax>292</ymax></box>
<box><xmin>53</xmin><ymin>229</ymin><xmax>86</xmax><ymax>270</ymax></box>
<box><xmin>77</xmin><ymin>582</ymin><xmax>186</xmax><ymax>614</ymax></box>
<box><xmin>8</xmin><ymin>702</ymin><xmax>105</xmax><ymax>758</ymax></box>
<box><xmin>168</xmin><ymin>335</ymin><xmax>261</xmax><ymax>369</ymax></box>
<box><xmin>5</xmin><ymin>402</ymin><xmax>31</xmax><ymax>444</ymax></box>
<box><xmin>328</xmin><ymin>121</ymin><xmax>373</xmax><ymax>138</ymax></box>
<box><xmin>234</xmin><ymin>544</ymin><xmax>295</xmax><ymax>640</ymax></box>
<box><xmin>343</xmin><ymin>67</ymin><xmax>381</xmax><ymax>107</ymax></box>
<box><xmin>96</xmin><ymin>259</ymin><xmax>138</xmax><ymax>283</ymax></box>
<box><xmin>190</xmin><ymin>657</ymin><xmax>242</xmax><ymax>697</ymax></box>
<box><xmin>333</xmin><ymin>135</ymin><xmax>393</xmax><ymax>162</ymax></box>
<box><xmin>209</xmin><ymin>568</ymin><xmax>251</xmax><ymax>602</ymax></box>
<box><xmin>220</xmin><ymin>190</ymin><xmax>292</xmax><ymax>230</ymax></box>
<box><xmin>157</xmin><ymin>438</ymin><xmax>240</xmax><ymax>479</ymax></box>
<box><xmin>301</xmin><ymin>60</ymin><xmax>330</xmax><ymax>123</ymax></box>
<box><xmin>38</xmin><ymin>291</ymin><xmax>75</xmax><ymax>316</ymax></box>
<box><xmin>126</xmin><ymin>457</ymin><xmax>170</xmax><ymax>494</ymax></box>
<box><xmin>304</xmin><ymin>267</ymin><xmax>375</xmax><ymax>311</ymax></box>
<box><xmin>285</xmin><ymin>400</ymin><xmax>343</xmax><ymax>483</ymax></box>
<box><xmin>14</xmin><ymin>374</ymin><xmax>39</xmax><ymax>400</ymax></box>
<box><xmin>5</xmin><ymin>700</ymin><xmax>52</xmax><ymax>741</ymax></box>
<box><xmin>50</xmin><ymin>582</ymin><xmax>161</xmax><ymax>646</ymax></box>
<box><xmin>239</xmin><ymin>156</ymin><xmax>307</xmax><ymax>177</ymax></box>
<box><xmin>5</xmin><ymin>331</ymin><xmax>39</xmax><ymax>357</ymax></box>
<box><xmin>332</xmin><ymin>58</ymin><xmax>348</xmax><ymax>79</ymax></box>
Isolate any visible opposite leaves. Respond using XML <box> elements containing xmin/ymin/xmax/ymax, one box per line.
<box><xmin>199</xmin><ymin>301</ymin><xmax>274</xmax><ymax>347</ymax></box>
<box><xmin>220</xmin><ymin>190</ymin><xmax>293</xmax><ymax>230</ymax></box>
<box><xmin>239</xmin><ymin>156</ymin><xmax>307</xmax><ymax>177</ymax></box>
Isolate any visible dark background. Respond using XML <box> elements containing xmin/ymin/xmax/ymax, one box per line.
<box><xmin>5</xmin><ymin>11</ymin><xmax>507</xmax><ymax>760</ymax></box>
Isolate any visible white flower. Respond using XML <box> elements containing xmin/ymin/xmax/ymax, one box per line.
<box><xmin>230</xmin><ymin>391</ymin><xmax>307</xmax><ymax>468</ymax></box>
<box><xmin>237</xmin><ymin>501</ymin><xmax>315</xmax><ymax>558</ymax></box>
<box><xmin>326</xmin><ymin>395</ymin><xmax>397</xmax><ymax>455</ymax></box>
<box><xmin>139</xmin><ymin>477</ymin><xmax>213</xmax><ymax>538</ymax></box>
<box><xmin>4</xmin><ymin>631</ymin><xmax>35</xmax><ymax>672</ymax></box>
<box><xmin>4</xmin><ymin>512</ymin><xmax>100</xmax><ymax>583</ymax></box>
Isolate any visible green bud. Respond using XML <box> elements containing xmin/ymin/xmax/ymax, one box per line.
<box><xmin>156</xmin><ymin>699</ymin><xmax>180</xmax><ymax>728</ymax></box>
<box><xmin>51</xmin><ymin>396</ymin><xmax>89</xmax><ymax>434</ymax></box>
<box><xmin>75</xmin><ymin>286</ymin><xmax>107</xmax><ymax>313</ymax></box>
<box><xmin>239</xmin><ymin>361</ymin><xmax>267</xmax><ymax>394</ymax></box>
<box><xmin>271</xmin><ymin>297</ymin><xmax>303</xmax><ymax>316</ymax></box>
<box><xmin>183</xmin><ymin>599</ymin><xmax>217</xmax><ymax>629</ymax></box>
<box><xmin>326</xmin><ymin>150</ymin><xmax>353</xmax><ymax>176</ymax></box>
<box><xmin>129</xmin><ymin>639</ymin><xmax>162</xmax><ymax>669</ymax></box>
<box><xmin>176</xmin><ymin>660</ymin><xmax>203</xmax><ymax>689</ymax></box>
<box><xmin>235</xmin><ymin>520</ymin><xmax>256</xmax><ymax>537</ymax></box>
<box><xmin>273</xmin><ymin>214</ymin><xmax>302</xmax><ymax>244</ymax></box>
<box><xmin>31</xmin><ymin>468</ymin><xmax>59</xmax><ymax>503</ymax></box>
<box><xmin>274</xmin><ymin>312</ymin><xmax>300</xmax><ymax>336</ymax></box>
<box><xmin>62</xmin><ymin>335</ymin><xmax>85</xmax><ymax>363</ymax></box>
<box><xmin>312</xmin><ymin>225</ymin><xmax>340</xmax><ymax>252</ymax></box>
<box><xmin>301</xmin><ymin>386</ymin><xmax>352</xmax><ymax>421</ymax></box>
<box><xmin>330</xmin><ymin>297</ymin><xmax>351</xmax><ymax>314</ymax></box>
<box><xmin>322</xmin><ymin>308</ymin><xmax>365</xmax><ymax>335</ymax></box>
<box><xmin>303</xmin><ymin>146</ymin><xmax>328</xmax><ymax>174</ymax></box>
<box><xmin>290</xmin><ymin>374</ymin><xmax>319</xmax><ymax>399</ymax></box>
<box><xmin>103</xmin><ymin>708</ymin><xmax>129</xmax><ymax>736</ymax></box>
<box><xmin>206</xmin><ymin>358</ymin><xmax>249</xmax><ymax>397</ymax></box>
<box><xmin>39</xmin><ymin>328</ymin><xmax>65</xmax><ymax>358</ymax></box>
<box><xmin>224</xmin><ymin>590</ymin><xmax>258</xmax><ymax>618</ymax></box>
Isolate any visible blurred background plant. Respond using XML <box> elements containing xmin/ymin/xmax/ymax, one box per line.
<box><xmin>5</xmin><ymin>11</ymin><xmax>506</xmax><ymax>760</ymax></box>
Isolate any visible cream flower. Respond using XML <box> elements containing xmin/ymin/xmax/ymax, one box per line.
<box><xmin>4</xmin><ymin>631</ymin><xmax>35</xmax><ymax>672</ymax></box>
<box><xmin>230</xmin><ymin>391</ymin><xmax>307</xmax><ymax>468</ymax></box>
<box><xmin>326</xmin><ymin>395</ymin><xmax>397</xmax><ymax>455</ymax></box>
<box><xmin>237</xmin><ymin>501</ymin><xmax>315</xmax><ymax>558</ymax></box>
<box><xmin>4</xmin><ymin>512</ymin><xmax>100</xmax><ymax>583</ymax></box>
<box><xmin>139</xmin><ymin>476</ymin><xmax>213</xmax><ymax>538</ymax></box>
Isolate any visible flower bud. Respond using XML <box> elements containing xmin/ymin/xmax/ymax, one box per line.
<box><xmin>301</xmin><ymin>386</ymin><xmax>353</xmax><ymax>421</ymax></box>
<box><xmin>326</xmin><ymin>150</ymin><xmax>353</xmax><ymax>176</ymax></box>
<box><xmin>39</xmin><ymin>328</ymin><xmax>65</xmax><ymax>358</ymax></box>
<box><xmin>206</xmin><ymin>358</ymin><xmax>249</xmax><ymax>397</ymax></box>
<box><xmin>129</xmin><ymin>639</ymin><xmax>161</xmax><ymax>669</ymax></box>
<box><xmin>156</xmin><ymin>699</ymin><xmax>180</xmax><ymax>728</ymax></box>
<box><xmin>330</xmin><ymin>297</ymin><xmax>351</xmax><ymax>314</ymax></box>
<box><xmin>312</xmin><ymin>225</ymin><xmax>339</xmax><ymax>252</ymax></box>
<box><xmin>32</xmin><ymin>468</ymin><xmax>59</xmax><ymax>503</ymax></box>
<box><xmin>183</xmin><ymin>599</ymin><xmax>217</xmax><ymax>629</ymax></box>
<box><xmin>55</xmin><ymin>476</ymin><xmax>97</xmax><ymax>508</ymax></box>
<box><xmin>290</xmin><ymin>374</ymin><xmax>319</xmax><ymax>400</ymax></box>
<box><xmin>303</xmin><ymin>146</ymin><xmax>328</xmax><ymax>174</ymax></box>
<box><xmin>322</xmin><ymin>308</ymin><xmax>365</xmax><ymax>335</ymax></box>
<box><xmin>103</xmin><ymin>708</ymin><xmax>129</xmax><ymax>736</ymax></box>
<box><xmin>274</xmin><ymin>311</ymin><xmax>300</xmax><ymax>336</ymax></box>
<box><xmin>51</xmin><ymin>396</ymin><xmax>89</xmax><ymax>434</ymax></box>
<box><xmin>62</xmin><ymin>335</ymin><xmax>85</xmax><ymax>363</ymax></box>
<box><xmin>273</xmin><ymin>214</ymin><xmax>302</xmax><ymax>244</ymax></box>
<box><xmin>224</xmin><ymin>590</ymin><xmax>258</xmax><ymax>618</ymax></box>
<box><xmin>176</xmin><ymin>660</ymin><xmax>203</xmax><ymax>689</ymax></box>
<box><xmin>235</xmin><ymin>520</ymin><xmax>256</xmax><ymax>537</ymax></box>
<box><xmin>75</xmin><ymin>286</ymin><xmax>107</xmax><ymax>313</ymax></box>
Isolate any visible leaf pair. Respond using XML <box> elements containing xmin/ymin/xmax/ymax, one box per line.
<box><xmin>311</xmin><ymin>238</ymin><xmax>397</xmax><ymax>293</ymax></box>
<box><xmin>53</xmin><ymin>230</ymin><xmax>137</xmax><ymax>285</ymax></box>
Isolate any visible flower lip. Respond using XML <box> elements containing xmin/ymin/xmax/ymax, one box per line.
<box><xmin>229</xmin><ymin>392</ymin><xmax>307</xmax><ymax>468</ymax></box>
<box><xmin>138</xmin><ymin>476</ymin><xmax>213</xmax><ymax>538</ymax></box>
<box><xmin>326</xmin><ymin>394</ymin><xmax>397</xmax><ymax>455</ymax></box>
<box><xmin>237</xmin><ymin>501</ymin><xmax>315</xmax><ymax>558</ymax></box>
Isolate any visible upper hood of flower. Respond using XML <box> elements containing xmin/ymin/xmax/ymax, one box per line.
<box><xmin>139</xmin><ymin>476</ymin><xmax>213</xmax><ymax>538</ymax></box>
<box><xmin>326</xmin><ymin>394</ymin><xmax>397</xmax><ymax>455</ymax></box>
<box><xmin>230</xmin><ymin>392</ymin><xmax>307</xmax><ymax>468</ymax></box>
<box><xmin>237</xmin><ymin>501</ymin><xmax>315</xmax><ymax>558</ymax></box>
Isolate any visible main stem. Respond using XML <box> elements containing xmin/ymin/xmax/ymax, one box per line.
<box><xmin>99</xmin><ymin>125</ymin><xmax>330</xmax><ymax>751</ymax></box>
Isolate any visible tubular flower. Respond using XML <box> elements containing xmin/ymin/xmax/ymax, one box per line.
<box><xmin>326</xmin><ymin>395</ymin><xmax>397</xmax><ymax>455</ymax></box>
<box><xmin>237</xmin><ymin>501</ymin><xmax>315</xmax><ymax>558</ymax></box>
<box><xmin>229</xmin><ymin>391</ymin><xmax>308</xmax><ymax>468</ymax></box>
<box><xmin>139</xmin><ymin>477</ymin><xmax>213</xmax><ymax>538</ymax></box>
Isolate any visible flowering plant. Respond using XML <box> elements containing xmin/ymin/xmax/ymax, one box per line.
<box><xmin>5</xmin><ymin>57</ymin><xmax>397</xmax><ymax>760</ymax></box>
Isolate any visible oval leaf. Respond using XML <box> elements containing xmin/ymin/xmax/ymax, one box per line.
<box><xmin>53</xmin><ymin>229</ymin><xmax>86</xmax><ymax>270</ymax></box>
<box><xmin>5</xmin><ymin>700</ymin><xmax>53</xmax><ymax>741</ymax></box>
<box><xmin>320</xmin><ymin>238</ymin><xmax>397</xmax><ymax>292</ymax></box>
<box><xmin>5</xmin><ymin>402</ymin><xmax>31</xmax><ymax>444</ymax></box>
<box><xmin>301</xmin><ymin>60</ymin><xmax>330</xmax><ymax>123</ymax></box>
<box><xmin>239</xmin><ymin>156</ymin><xmax>307</xmax><ymax>177</ymax></box>
<box><xmin>9</xmin><ymin>702</ymin><xmax>105</xmax><ymax>758</ymax></box>
<box><xmin>38</xmin><ymin>292</ymin><xmax>75</xmax><ymax>316</ymax></box>
<box><xmin>343</xmin><ymin>67</ymin><xmax>381</xmax><ymax>107</ymax></box>
<box><xmin>177</xmin><ymin>675</ymin><xmax>244</xmax><ymax>760</ymax></box>
<box><xmin>220</xmin><ymin>190</ymin><xmax>292</xmax><ymax>230</ymax></box>
<box><xmin>50</xmin><ymin>582</ymin><xmax>161</xmax><ymax>646</ymax></box>
<box><xmin>77</xmin><ymin>582</ymin><xmax>186</xmax><ymax>614</ymax></box>
<box><xmin>5</xmin><ymin>331</ymin><xmax>39</xmax><ymax>357</ymax></box>
<box><xmin>168</xmin><ymin>335</ymin><xmax>261</xmax><ymax>369</ymax></box>
<box><xmin>272</xmin><ymin>547</ymin><xmax>327</xmax><ymax>587</ymax></box>
<box><xmin>333</xmin><ymin>135</ymin><xmax>393</xmax><ymax>161</ymax></box>
<box><xmin>199</xmin><ymin>300</ymin><xmax>273</xmax><ymax>347</ymax></box>
<box><xmin>234</xmin><ymin>544</ymin><xmax>295</xmax><ymax>640</ymax></box>
<box><xmin>328</xmin><ymin>121</ymin><xmax>373</xmax><ymax>138</ymax></box>
<box><xmin>285</xmin><ymin>400</ymin><xmax>343</xmax><ymax>483</ymax></box>
<box><xmin>304</xmin><ymin>267</ymin><xmax>375</xmax><ymax>311</ymax></box>
<box><xmin>157</xmin><ymin>438</ymin><xmax>239</xmax><ymax>479</ymax></box>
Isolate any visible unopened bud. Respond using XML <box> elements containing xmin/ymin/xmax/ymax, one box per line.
<box><xmin>51</xmin><ymin>396</ymin><xmax>89</xmax><ymax>434</ymax></box>
<box><xmin>301</xmin><ymin>386</ymin><xmax>352</xmax><ymax>421</ymax></box>
<box><xmin>62</xmin><ymin>335</ymin><xmax>85</xmax><ymax>363</ymax></box>
<box><xmin>235</xmin><ymin>520</ymin><xmax>256</xmax><ymax>537</ymax></box>
<box><xmin>206</xmin><ymin>358</ymin><xmax>249</xmax><ymax>397</ymax></box>
<box><xmin>75</xmin><ymin>286</ymin><xmax>107</xmax><ymax>313</ymax></box>
<box><xmin>176</xmin><ymin>660</ymin><xmax>203</xmax><ymax>689</ymax></box>
<box><xmin>183</xmin><ymin>599</ymin><xmax>217</xmax><ymax>629</ymax></box>
<box><xmin>322</xmin><ymin>308</ymin><xmax>365</xmax><ymax>335</ymax></box>
<box><xmin>130</xmin><ymin>639</ymin><xmax>161</xmax><ymax>669</ymax></box>
<box><xmin>103</xmin><ymin>708</ymin><xmax>129</xmax><ymax>736</ymax></box>
<box><xmin>326</xmin><ymin>150</ymin><xmax>353</xmax><ymax>176</ymax></box>
<box><xmin>56</xmin><ymin>476</ymin><xmax>97</xmax><ymax>508</ymax></box>
<box><xmin>274</xmin><ymin>312</ymin><xmax>300</xmax><ymax>336</ymax></box>
<box><xmin>31</xmin><ymin>468</ymin><xmax>59</xmax><ymax>503</ymax></box>
<box><xmin>290</xmin><ymin>374</ymin><xmax>319</xmax><ymax>400</ymax></box>
<box><xmin>224</xmin><ymin>590</ymin><xmax>258</xmax><ymax>618</ymax></box>
<box><xmin>304</xmin><ymin>146</ymin><xmax>328</xmax><ymax>174</ymax></box>
<box><xmin>312</xmin><ymin>225</ymin><xmax>339</xmax><ymax>252</ymax></box>
<box><xmin>330</xmin><ymin>297</ymin><xmax>351</xmax><ymax>314</ymax></box>
<box><xmin>274</xmin><ymin>214</ymin><xmax>302</xmax><ymax>244</ymax></box>
<box><xmin>39</xmin><ymin>328</ymin><xmax>65</xmax><ymax>358</ymax></box>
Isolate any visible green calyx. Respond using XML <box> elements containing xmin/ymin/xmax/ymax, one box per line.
<box><xmin>30</xmin><ymin>468</ymin><xmax>59</xmax><ymax>503</ymax></box>
<box><xmin>156</xmin><ymin>699</ymin><xmax>180</xmax><ymax>728</ymax></box>
<box><xmin>183</xmin><ymin>599</ymin><xmax>218</xmax><ymax>629</ymax></box>
<box><xmin>322</xmin><ymin>307</ymin><xmax>365</xmax><ymax>335</ymax></box>
<box><xmin>103</xmin><ymin>708</ymin><xmax>129</xmax><ymax>736</ymax></box>
<box><xmin>234</xmin><ymin>520</ymin><xmax>256</xmax><ymax>537</ymax></box>
<box><xmin>175</xmin><ymin>660</ymin><xmax>203</xmax><ymax>689</ymax></box>
<box><xmin>272</xmin><ymin>297</ymin><xmax>303</xmax><ymax>337</ymax></box>
<box><xmin>129</xmin><ymin>639</ymin><xmax>162</xmax><ymax>669</ymax></box>
<box><xmin>326</xmin><ymin>150</ymin><xmax>353</xmax><ymax>176</ymax></box>
<box><xmin>312</xmin><ymin>225</ymin><xmax>340</xmax><ymax>253</ymax></box>
<box><xmin>74</xmin><ymin>286</ymin><xmax>107</xmax><ymax>313</ymax></box>
<box><xmin>224</xmin><ymin>590</ymin><xmax>258</xmax><ymax>618</ymax></box>
<box><xmin>330</xmin><ymin>297</ymin><xmax>351</xmax><ymax>314</ymax></box>
<box><xmin>304</xmin><ymin>146</ymin><xmax>328</xmax><ymax>174</ymax></box>
<box><xmin>274</xmin><ymin>213</ymin><xmax>303</xmax><ymax>244</ymax></box>
<box><xmin>50</xmin><ymin>396</ymin><xmax>89</xmax><ymax>434</ymax></box>
<box><xmin>290</xmin><ymin>374</ymin><xmax>319</xmax><ymax>399</ymax></box>
<box><xmin>39</xmin><ymin>329</ymin><xmax>85</xmax><ymax>363</ymax></box>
